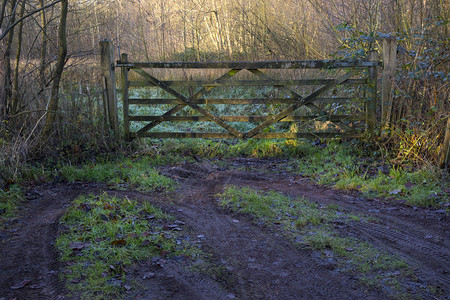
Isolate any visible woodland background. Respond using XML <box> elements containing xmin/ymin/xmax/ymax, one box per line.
<box><xmin>0</xmin><ymin>0</ymin><xmax>448</xmax><ymax>180</ymax></box>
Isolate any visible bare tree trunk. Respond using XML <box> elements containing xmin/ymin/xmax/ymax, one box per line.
<box><xmin>40</xmin><ymin>0</ymin><xmax>68</xmax><ymax>141</ymax></box>
<box><xmin>1</xmin><ymin>0</ymin><xmax>17</xmax><ymax>118</ymax></box>
<box><xmin>0</xmin><ymin>0</ymin><xmax>7</xmax><ymax>28</ymax></box>
<box><xmin>39</xmin><ymin>0</ymin><xmax>47</xmax><ymax>89</ymax></box>
<box><xmin>11</xmin><ymin>0</ymin><xmax>25</xmax><ymax>116</ymax></box>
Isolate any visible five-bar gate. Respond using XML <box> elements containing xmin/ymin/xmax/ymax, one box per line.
<box><xmin>115</xmin><ymin>51</ymin><xmax>379</xmax><ymax>140</ymax></box>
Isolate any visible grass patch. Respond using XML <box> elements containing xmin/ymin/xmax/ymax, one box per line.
<box><xmin>56</xmin><ymin>193</ymin><xmax>201</xmax><ymax>299</ymax></box>
<box><xmin>0</xmin><ymin>184</ymin><xmax>24</xmax><ymax>221</ymax></box>
<box><xmin>0</xmin><ymin>164</ymin><xmax>51</xmax><ymax>225</ymax></box>
<box><xmin>58</xmin><ymin>137</ymin><xmax>448</xmax><ymax>207</ymax></box>
<box><xmin>218</xmin><ymin>186</ymin><xmax>416</xmax><ymax>298</ymax></box>
<box><xmin>143</xmin><ymin>138</ymin><xmax>309</xmax><ymax>160</ymax></box>
<box><xmin>60</xmin><ymin>157</ymin><xmax>175</xmax><ymax>192</ymax></box>
<box><xmin>292</xmin><ymin>141</ymin><xmax>448</xmax><ymax>207</ymax></box>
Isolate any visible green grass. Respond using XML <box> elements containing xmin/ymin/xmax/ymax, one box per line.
<box><xmin>218</xmin><ymin>186</ymin><xmax>416</xmax><ymax>298</ymax></box>
<box><xmin>0</xmin><ymin>184</ymin><xmax>24</xmax><ymax>221</ymax></box>
<box><xmin>291</xmin><ymin>141</ymin><xmax>448</xmax><ymax>207</ymax></box>
<box><xmin>60</xmin><ymin>157</ymin><xmax>175</xmax><ymax>192</ymax></box>
<box><xmin>140</xmin><ymin>137</ymin><xmax>448</xmax><ymax>207</ymax></box>
<box><xmin>56</xmin><ymin>137</ymin><xmax>447</xmax><ymax>207</ymax></box>
<box><xmin>56</xmin><ymin>193</ymin><xmax>201</xmax><ymax>299</ymax></box>
<box><xmin>141</xmin><ymin>137</ymin><xmax>309</xmax><ymax>160</ymax></box>
<box><xmin>334</xmin><ymin>164</ymin><xmax>444</xmax><ymax>207</ymax></box>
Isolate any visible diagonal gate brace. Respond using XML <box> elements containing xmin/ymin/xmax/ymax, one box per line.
<box><xmin>133</xmin><ymin>68</ymin><xmax>243</xmax><ymax>138</ymax></box>
<box><xmin>136</xmin><ymin>69</ymin><xmax>241</xmax><ymax>135</ymax></box>
<box><xmin>248</xmin><ymin>69</ymin><xmax>356</xmax><ymax>134</ymax></box>
<box><xmin>243</xmin><ymin>70</ymin><xmax>357</xmax><ymax>138</ymax></box>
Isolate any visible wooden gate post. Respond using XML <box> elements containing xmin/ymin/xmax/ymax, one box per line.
<box><xmin>440</xmin><ymin>117</ymin><xmax>450</xmax><ymax>169</ymax></box>
<box><xmin>99</xmin><ymin>39</ymin><xmax>119</xmax><ymax>136</ymax></box>
<box><xmin>366</xmin><ymin>50</ymin><xmax>378</xmax><ymax>134</ymax></box>
<box><xmin>121</xmin><ymin>53</ymin><xmax>130</xmax><ymax>140</ymax></box>
<box><xmin>382</xmin><ymin>37</ymin><xmax>397</xmax><ymax>128</ymax></box>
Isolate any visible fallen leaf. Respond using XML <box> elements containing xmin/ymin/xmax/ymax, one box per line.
<box><xmin>10</xmin><ymin>280</ymin><xmax>31</xmax><ymax>290</ymax></box>
<box><xmin>160</xmin><ymin>233</ymin><xmax>172</xmax><ymax>239</ymax></box>
<box><xmin>156</xmin><ymin>259</ymin><xmax>166</xmax><ymax>267</ymax></box>
<box><xmin>69</xmin><ymin>242</ymin><xmax>87</xmax><ymax>250</ymax></box>
<box><xmin>127</xmin><ymin>233</ymin><xmax>138</xmax><ymax>239</ymax></box>
<box><xmin>389</xmin><ymin>189</ymin><xmax>402</xmax><ymax>195</ymax></box>
<box><xmin>143</xmin><ymin>272</ymin><xmax>155</xmax><ymax>279</ymax></box>
<box><xmin>167</xmin><ymin>224</ymin><xmax>182</xmax><ymax>230</ymax></box>
<box><xmin>111</xmin><ymin>239</ymin><xmax>126</xmax><ymax>246</ymax></box>
<box><xmin>123</xmin><ymin>284</ymin><xmax>132</xmax><ymax>291</ymax></box>
<box><xmin>29</xmin><ymin>283</ymin><xmax>45</xmax><ymax>289</ymax></box>
<box><xmin>405</xmin><ymin>182</ymin><xmax>415</xmax><ymax>189</ymax></box>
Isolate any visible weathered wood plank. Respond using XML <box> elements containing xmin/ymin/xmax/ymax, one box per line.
<box><xmin>366</xmin><ymin>51</ymin><xmax>378</xmax><ymax>133</ymax></box>
<box><xmin>99</xmin><ymin>40</ymin><xmax>119</xmax><ymax>135</ymax></box>
<box><xmin>133</xmin><ymin>132</ymin><xmax>360</xmax><ymax>139</ymax></box>
<box><xmin>121</xmin><ymin>53</ymin><xmax>130</xmax><ymax>140</ymax></box>
<box><xmin>129</xmin><ymin>115</ymin><xmax>363</xmax><ymax>122</ymax></box>
<box><xmin>117</xmin><ymin>60</ymin><xmax>379</xmax><ymax>69</ymax></box>
<box><xmin>439</xmin><ymin>117</ymin><xmax>450</xmax><ymax>169</ymax></box>
<box><xmin>128</xmin><ymin>79</ymin><xmax>366</xmax><ymax>87</ymax></box>
<box><xmin>128</xmin><ymin>97</ymin><xmax>366</xmax><ymax>105</ymax></box>
<box><xmin>382</xmin><ymin>37</ymin><xmax>397</xmax><ymax>127</ymax></box>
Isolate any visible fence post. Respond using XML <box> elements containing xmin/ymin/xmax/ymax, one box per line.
<box><xmin>121</xmin><ymin>53</ymin><xmax>130</xmax><ymax>140</ymax></box>
<box><xmin>440</xmin><ymin>117</ymin><xmax>450</xmax><ymax>169</ymax></box>
<box><xmin>382</xmin><ymin>37</ymin><xmax>397</xmax><ymax>128</ymax></box>
<box><xmin>366</xmin><ymin>50</ymin><xmax>378</xmax><ymax>134</ymax></box>
<box><xmin>99</xmin><ymin>39</ymin><xmax>119</xmax><ymax>136</ymax></box>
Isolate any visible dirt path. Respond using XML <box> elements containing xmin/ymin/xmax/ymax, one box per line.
<box><xmin>0</xmin><ymin>159</ymin><xmax>448</xmax><ymax>299</ymax></box>
<box><xmin>0</xmin><ymin>182</ymin><xmax>100</xmax><ymax>299</ymax></box>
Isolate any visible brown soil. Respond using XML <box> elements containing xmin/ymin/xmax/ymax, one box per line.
<box><xmin>0</xmin><ymin>158</ymin><xmax>449</xmax><ymax>299</ymax></box>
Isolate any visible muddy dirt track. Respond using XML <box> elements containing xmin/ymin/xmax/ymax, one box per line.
<box><xmin>0</xmin><ymin>158</ymin><xmax>449</xmax><ymax>299</ymax></box>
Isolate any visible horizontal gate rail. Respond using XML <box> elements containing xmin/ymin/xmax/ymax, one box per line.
<box><xmin>128</xmin><ymin>98</ymin><xmax>368</xmax><ymax>105</ymax></box>
<box><xmin>129</xmin><ymin>115</ymin><xmax>363</xmax><ymax>122</ymax></box>
<box><xmin>128</xmin><ymin>79</ymin><xmax>367</xmax><ymax>88</ymax></box>
<box><xmin>136</xmin><ymin>132</ymin><xmax>359</xmax><ymax>139</ymax></box>
<box><xmin>116</xmin><ymin>60</ymin><xmax>378</xmax><ymax>69</ymax></box>
<box><xmin>118</xmin><ymin>52</ymin><xmax>379</xmax><ymax>140</ymax></box>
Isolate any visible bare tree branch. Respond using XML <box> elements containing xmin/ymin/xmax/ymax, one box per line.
<box><xmin>0</xmin><ymin>0</ymin><xmax>62</xmax><ymax>41</ymax></box>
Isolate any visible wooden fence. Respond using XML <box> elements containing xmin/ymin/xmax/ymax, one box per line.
<box><xmin>101</xmin><ymin>41</ymin><xmax>386</xmax><ymax>140</ymax></box>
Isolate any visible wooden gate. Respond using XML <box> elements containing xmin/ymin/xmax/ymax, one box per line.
<box><xmin>116</xmin><ymin>51</ymin><xmax>379</xmax><ymax>140</ymax></box>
